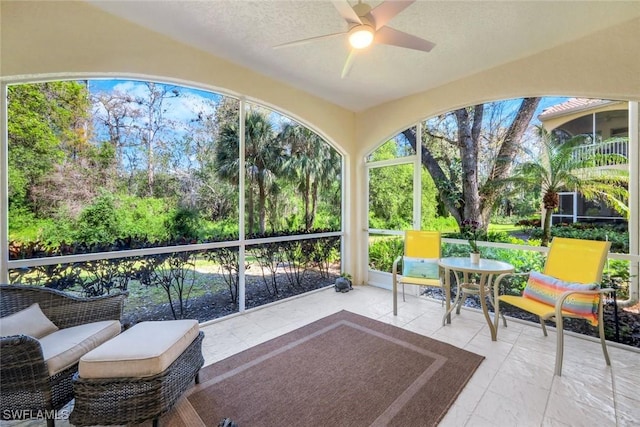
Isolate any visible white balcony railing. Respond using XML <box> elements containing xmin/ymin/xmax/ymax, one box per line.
<box><xmin>572</xmin><ymin>138</ymin><xmax>629</xmax><ymax>167</ymax></box>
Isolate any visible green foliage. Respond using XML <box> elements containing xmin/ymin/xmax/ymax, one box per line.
<box><xmin>528</xmin><ymin>223</ymin><xmax>628</xmax><ymax>253</ymax></box>
<box><xmin>136</xmin><ymin>251</ymin><xmax>198</xmax><ymax>319</ymax></box>
<box><xmin>489</xmin><ymin>215</ymin><xmax>519</xmax><ymax>225</ymax></box>
<box><xmin>200</xmin><ymin>218</ymin><xmax>240</xmax><ymax>240</ymax></box>
<box><xmin>368</xmin><ymin>141</ymin><xmax>440</xmax><ymax>231</ymax></box>
<box><xmin>8</xmin><ymin>206</ymin><xmax>39</xmax><ymax>241</ymax></box>
<box><xmin>7</xmin><ymin>82</ymin><xmax>89</xmax><ymax>210</ymax></box>
<box><xmin>166</xmin><ymin>207</ymin><xmax>202</xmax><ymax>240</ymax></box>
<box><xmin>420</xmin><ymin>168</ymin><xmax>439</xmax><ymax>228</ymax></box>
<box><xmin>510</xmin><ymin>128</ymin><xmax>629</xmax><ymax>246</ymax></box>
<box><xmin>309</xmin><ymin>209</ymin><xmax>340</xmax><ymax>230</ymax></box>
<box><xmin>203</xmin><ymin>247</ymin><xmax>240</xmax><ymax>305</ymax></box>
<box><xmin>602</xmin><ymin>259</ymin><xmax>632</xmax><ymax>299</ymax></box>
<box><xmin>117</xmin><ymin>196</ymin><xmax>171</xmax><ymax>241</ymax></box>
<box><xmin>73</xmin><ymin>192</ymin><xmax>121</xmax><ymax>244</ymax></box>
<box><xmin>421</xmin><ymin>216</ymin><xmax>458</xmax><ymax>232</ymax></box>
<box><xmin>368</xmin><ymin>163</ymin><xmax>413</xmax><ymax>230</ymax></box>
<box><xmin>40</xmin><ymin>215</ymin><xmax>76</xmax><ymax>247</ymax></box>
<box><xmin>368</xmin><ymin>236</ymin><xmax>404</xmax><ymax>272</ymax></box>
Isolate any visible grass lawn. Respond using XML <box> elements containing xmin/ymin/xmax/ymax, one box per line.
<box><xmin>488</xmin><ymin>223</ymin><xmax>522</xmax><ymax>233</ymax></box>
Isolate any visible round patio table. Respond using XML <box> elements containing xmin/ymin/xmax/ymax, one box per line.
<box><xmin>438</xmin><ymin>257</ymin><xmax>514</xmax><ymax>341</ymax></box>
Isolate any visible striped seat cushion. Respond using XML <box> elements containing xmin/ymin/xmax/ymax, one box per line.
<box><xmin>523</xmin><ymin>271</ymin><xmax>600</xmax><ymax>325</ymax></box>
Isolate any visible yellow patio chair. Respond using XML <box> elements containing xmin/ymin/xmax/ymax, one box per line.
<box><xmin>392</xmin><ymin>230</ymin><xmax>443</xmax><ymax>316</ymax></box>
<box><xmin>495</xmin><ymin>237</ymin><xmax>613</xmax><ymax>376</ymax></box>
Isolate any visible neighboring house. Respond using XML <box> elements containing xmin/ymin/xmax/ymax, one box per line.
<box><xmin>538</xmin><ymin>98</ymin><xmax>630</xmax><ymax>225</ymax></box>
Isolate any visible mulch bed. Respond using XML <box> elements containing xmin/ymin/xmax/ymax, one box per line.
<box><xmin>122</xmin><ymin>270</ymin><xmax>339</xmax><ymax>327</ymax></box>
<box><xmin>122</xmin><ymin>271</ymin><xmax>639</xmax><ymax>349</ymax></box>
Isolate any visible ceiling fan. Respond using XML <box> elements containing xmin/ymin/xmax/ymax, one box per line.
<box><xmin>274</xmin><ymin>0</ymin><xmax>435</xmax><ymax>78</ymax></box>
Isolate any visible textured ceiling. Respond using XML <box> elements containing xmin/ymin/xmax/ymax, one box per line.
<box><xmin>88</xmin><ymin>1</ymin><xmax>640</xmax><ymax>112</ymax></box>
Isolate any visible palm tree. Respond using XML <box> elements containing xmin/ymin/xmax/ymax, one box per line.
<box><xmin>216</xmin><ymin>108</ymin><xmax>283</xmax><ymax>234</ymax></box>
<box><xmin>512</xmin><ymin>127</ymin><xmax>628</xmax><ymax>246</ymax></box>
<box><xmin>279</xmin><ymin>123</ymin><xmax>341</xmax><ymax>230</ymax></box>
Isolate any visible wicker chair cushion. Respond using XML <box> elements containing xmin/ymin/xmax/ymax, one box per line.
<box><xmin>79</xmin><ymin>319</ymin><xmax>199</xmax><ymax>379</ymax></box>
<box><xmin>40</xmin><ymin>320</ymin><xmax>121</xmax><ymax>375</ymax></box>
<box><xmin>0</xmin><ymin>303</ymin><xmax>59</xmax><ymax>339</ymax></box>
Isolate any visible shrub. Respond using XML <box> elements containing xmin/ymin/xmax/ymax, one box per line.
<box><xmin>166</xmin><ymin>207</ymin><xmax>201</xmax><ymax>240</ymax></box>
<box><xmin>529</xmin><ymin>223</ymin><xmax>628</xmax><ymax>253</ymax></box>
<box><xmin>515</xmin><ymin>218</ymin><xmax>541</xmax><ymax>227</ymax></box>
<box><xmin>368</xmin><ymin>236</ymin><xmax>403</xmax><ymax>273</ymax></box>
<box><xmin>119</xmin><ymin>196</ymin><xmax>171</xmax><ymax>241</ymax></box>
<box><xmin>73</xmin><ymin>192</ymin><xmax>122</xmax><ymax>244</ymax></box>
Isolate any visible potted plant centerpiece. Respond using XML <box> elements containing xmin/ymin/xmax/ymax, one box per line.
<box><xmin>462</xmin><ymin>219</ymin><xmax>482</xmax><ymax>264</ymax></box>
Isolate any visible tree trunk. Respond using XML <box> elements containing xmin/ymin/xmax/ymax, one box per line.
<box><xmin>247</xmin><ymin>184</ymin><xmax>255</xmax><ymax>235</ymax></box>
<box><xmin>480</xmin><ymin>97</ymin><xmax>541</xmax><ymax>221</ymax></box>
<box><xmin>258</xmin><ymin>175</ymin><xmax>266</xmax><ymax>234</ymax></box>
<box><xmin>303</xmin><ymin>173</ymin><xmax>311</xmax><ymax>230</ymax></box>
<box><xmin>542</xmin><ymin>206</ymin><xmax>553</xmax><ymax>247</ymax></box>
<box><xmin>402</xmin><ymin>128</ymin><xmax>463</xmax><ymax>226</ymax></box>
<box><xmin>456</xmin><ymin>107</ymin><xmax>483</xmax><ymax>227</ymax></box>
<box><xmin>403</xmin><ymin>98</ymin><xmax>541</xmax><ymax>231</ymax></box>
<box><xmin>309</xmin><ymin>180</ymin><xmax>319</xmax><ymax>230</ymax></box>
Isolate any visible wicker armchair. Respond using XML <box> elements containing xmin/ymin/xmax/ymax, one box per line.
<box><xmin>0</xmin><ymin>285</ymin><xmax>128</xmax><ymax>427</ymax></box>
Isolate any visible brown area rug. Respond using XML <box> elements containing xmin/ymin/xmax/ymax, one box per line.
<box><xmin>162</xmin><ymin>310</ymin><xmax>484</xmax><ymax>427</ymax></box>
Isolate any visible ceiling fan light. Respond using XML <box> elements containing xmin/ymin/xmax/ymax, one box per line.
<box><xmin>348</xmin><ymin>25</ymin><xmax>374</xmax><ymax>49</ymax></box>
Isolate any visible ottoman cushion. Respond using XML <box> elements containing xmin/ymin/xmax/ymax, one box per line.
<box><xmin>78</xmin><ymin>319</ymin><xmax>199</xmax><ymax>379</ymax></box>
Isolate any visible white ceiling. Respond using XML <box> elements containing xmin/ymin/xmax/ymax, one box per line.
<box><xmin>89</xmin><ymin>1</ymin><xmax>640</xmax><ymax>112</ymax></box>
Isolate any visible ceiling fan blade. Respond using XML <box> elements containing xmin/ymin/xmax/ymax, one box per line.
<box><xmin>375</xmin><ymin>26</ymin><xmax>435</xmax><ymax>52</ymax></box>
<box><xmin>341</xmin><ymin>50</ymin><xmax>356</xmax><ymax>79</ymax></box>
<box><xmin>331</xmin><ymin>0</ymin><xmax>362</xmax><ymax>24</ymax></box>
<box><xmin>273</xmin><ymin>31</ymin><xmax>346</xmax><ymax>49</ymax></box>
<box><xmin>370</xmin><ymin>0</ymin><xmax>415</xmax><ymax>30</ymax></box>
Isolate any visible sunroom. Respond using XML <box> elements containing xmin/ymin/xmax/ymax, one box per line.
<box><xmin>1</xmin><ymin>1</ymin><xmax>640</xmax><ymax>426</ymax></box>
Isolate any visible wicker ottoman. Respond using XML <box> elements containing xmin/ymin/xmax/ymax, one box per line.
<box><xmin>70</xmin><ymin>320</ymin><xmax>204</xmax><ymax>427</ymax></box>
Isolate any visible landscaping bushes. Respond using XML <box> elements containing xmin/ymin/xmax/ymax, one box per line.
<box><xmin>368</xmin><ymin>226</ymin><xmax>629</xmax><ymax>298</ymax></box>
<box><xmin>8</xmin><ymin>231</ymin><xmax>341</xmax><ymax>321</ymax></box>
<box><xmin>528</xmin><ymin>222</ymin><xmax>628</xmax><ymax>253</ymax></box>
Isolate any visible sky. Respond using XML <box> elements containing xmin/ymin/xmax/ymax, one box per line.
<box><xmin>88</xmin><ymin>79</ymin><xmax>572</xmax><ymax>126</ymax></box>
<box><xmin>88</xmin><ymin>79</ymin><xmax>221</xmax><ymax>125</ymax></box>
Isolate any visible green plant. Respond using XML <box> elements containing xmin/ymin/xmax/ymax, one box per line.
<box><xmin>302</xmin><ymin>236</ymin><xmax>340</xmax><ymax>278</ymax></box>
<box><xmin>203</xmin><ymin>246</ymin><xmax>241</xmax><ymax>305</ymax></box>
<box><xmin>509</xmin><ymin>128</ymin><xmax>628</xmax><ymax>246</ymax></box>
<box><xmin>136</xmin><ymin>251</ymin><xmax>198</xmax><ymax>320</ymax></box>
<box><xmin>528</xmin><ymin>223</ymin><xmax>628</xmax><ymax>253</ymax></box>
<box><xmin>166</xmin><ymin>207</ymin><xmax>201</xmax><ymax>240</ymax></box>
<box><xmin>368</xmin><ymin>236</ymin><xmax>403</xmax><ymax>273</ymax></box>
<box><xmin>461</xmin><ymin>219</ymin><xmax>483</xmax><ymax>253</ymax></box>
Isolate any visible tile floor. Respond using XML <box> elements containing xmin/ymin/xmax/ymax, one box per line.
<box><xmin>197</xmin><ymin>285</ymin><xmax>640</xmax><ymax>427</ymax></box>
<box><xmin>3</xmin><ymin>285</ymin><xmax>639</xmax><ymax>426</ymax></box>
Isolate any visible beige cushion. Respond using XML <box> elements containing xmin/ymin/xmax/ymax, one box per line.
<box><xmin>40</xmin><ymin>320</ymin><xmax>121</xmax><ymax>376</ymax></box>
<box><xmin>79</xmin><ymin>320</ymin><xmax>199</xmax><ymax>379</ymax></box>
<box><xmin>0</xmin><ymin>303</ymin><xmax>59</xmax><ymax>339</ymax></box>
